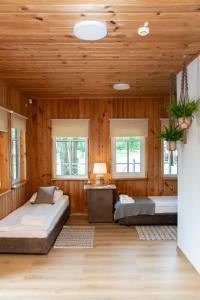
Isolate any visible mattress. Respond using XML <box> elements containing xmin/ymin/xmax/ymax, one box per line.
<box><xmin>148</xmin><ymin>196</ymin><xmax>177</xmax><ymax>214</ymax></box>
<box><xmin>0</xmin><ymin>195</ymin><xmax>69</xmax><ymax>238</ymax></box>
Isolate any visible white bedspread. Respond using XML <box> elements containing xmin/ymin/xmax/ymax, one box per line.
<box><xmin>148</xmin><ymin>196</ymin><xmax>177</xmax><ymax>214</ymax></box>
<box><xmin>0</xmin><ymin>195</ymin><xmax>69</xmax><ymax>238</ymax></box>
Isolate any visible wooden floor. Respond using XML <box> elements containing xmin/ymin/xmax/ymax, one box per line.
<box><xmin>0</xmin><ymin>215</ymin><xmax>200</xmax><ymax>300</ymax></box>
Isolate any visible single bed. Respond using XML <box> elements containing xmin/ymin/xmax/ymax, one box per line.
<box><xmin>0</xmin><ymin>195</ymin><xmax>70</xmax><ymax>254</ymax></box>
<box><xmin>114</xmin><ymin>196</ymin><xmax>177</xmax><ymax>225</ymax></box>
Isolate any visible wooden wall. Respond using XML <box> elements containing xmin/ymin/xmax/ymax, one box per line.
<box><xmin>0</xmin><ymin>79</ymin><xmax>28</xmax><ymax>219</ymax></box>
<box><xmin>28</xmin><ymin>97</ymin><xmax>177</xmax><ymax>213</ymax></box>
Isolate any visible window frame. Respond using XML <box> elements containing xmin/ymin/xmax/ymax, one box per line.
<box><xmin>111</xmin><ymin>136</ymin><xmax>146</xmax><ymax>179</ymax></box>
<box><xmin>52</xmin><ymin>136</ymin><xmax>88</xmax><ymax>180</ymax></box>
<box><xmin>162</xmin><ymin>140</ymin><xmax>178</xmax><ymax>178</ymax></box>
<box><xmin>11</xmin><ymin>127</ymin><xmax>21</xmax><ymax>185</ymax></box>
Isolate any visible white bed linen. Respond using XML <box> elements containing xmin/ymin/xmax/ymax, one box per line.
<box><xmin>148</xmin><ymin>196</ymin><xmax>177</xmax><ymax>214</ymax></box>
<box><xmin>0</xmin><ymin>195</ymin><xmax>69</xmax><ymax>238</ymax></box>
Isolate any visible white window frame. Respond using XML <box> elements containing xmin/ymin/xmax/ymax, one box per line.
<box><xmin>52</xmin><ymin>137</ymin><xmax>88</xmax><ymax>180</ymax></box>
<box><xmin>162</xmin><ymin>140</ymin><xmax>178</xmax><ymax>178</ymax></box>
<box><xmin>111</xmin><ymin>136</ymin><xmax>146</xmax><ymax>179</ymax></box>
<box><xmin>11</xmin><ymin>128</ymin><xmax>21</xmax><ymax>184</ymax></box>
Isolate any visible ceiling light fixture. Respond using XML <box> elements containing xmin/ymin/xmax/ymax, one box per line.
<box><xmin>73</xmin><ymin>20</ymin><xmax>107</xmax><ymax>41</ymax></box>
<box><xmin>138</xmin><ymin>22</ymin><xmax>150</xmax><ymax>37</ymax></box>
<box><xmin>113</xmin><ymin>83</ymin><xmax>130</xmax><ymax>90</ymax></box>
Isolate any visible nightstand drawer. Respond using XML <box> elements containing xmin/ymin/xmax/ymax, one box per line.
<box><xmin>87</xmin><ymin>189</ymin><xmax>114</xmax><ymax>223</ymax></box>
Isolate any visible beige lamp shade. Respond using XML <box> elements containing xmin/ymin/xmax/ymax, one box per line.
<box><xmin>93</xmin><ymin>163</ymin><xmax>107</xmax><ymax>174</ymax></box>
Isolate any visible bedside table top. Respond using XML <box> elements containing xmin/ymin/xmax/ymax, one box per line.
<box><xmin>84</xmin><ymin>184</ymin><xmax>116</xmax><ymax>190</ymax></box>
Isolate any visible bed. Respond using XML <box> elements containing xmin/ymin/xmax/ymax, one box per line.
<box><xmin>114</xmin><ymin>196</ymin><xmax>177</xmax><ymax>225</ymax></box>
<box><xmin>0</xmin><ymin>195</ymin><xmax>70</xmax><ymax>254</ymax></box>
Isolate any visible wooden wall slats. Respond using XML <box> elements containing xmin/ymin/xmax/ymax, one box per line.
<box><xmin>0</xmin><ymin>79</ymin><xmax>28</xmax><ymax>219</ymax></box>
<box><xmin>28</xmin><ymin>97</ymin><xmax>177</xmax><ymax>214</ymax></box>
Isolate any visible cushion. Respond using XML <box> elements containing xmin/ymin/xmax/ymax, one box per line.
<box><xmin>34</xmin><ymin>186</ymin><xmax>57</xmax><ymax>204</ymax></box>
<box><xmin>30</xmin><ymin>189</ymin><xmax>64</xmax><ymax>204</ymax></box>
<box><xmin>54</xmin><ymin>189</ymin><xmax>64</xmax><ymax>202</ymax></box>
<box><xmin>30</xmin><ymin>192</ymin><xmax>37</xmax><ymax>204</ymax></box>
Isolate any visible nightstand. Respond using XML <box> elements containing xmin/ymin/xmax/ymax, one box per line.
<box><xmin>84</xmin><ymin>184</ymin><xmax>116</xmax><ymax>223</ymax></box>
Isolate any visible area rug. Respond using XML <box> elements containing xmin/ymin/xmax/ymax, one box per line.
<box><xmin>136</xmin><ymin>225</ymin><xmax>177</xmax><ymax>240</ymax></box>
<box><xmin>54</xmin><ymin>226</ymin><xmax>95</xmax><ymax>248</ymax></box>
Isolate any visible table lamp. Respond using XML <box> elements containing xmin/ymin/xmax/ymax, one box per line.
<box><xmin>93</xmin><ymin>163</ymin><xmax>107</xmax><ymax>185</ymax></box>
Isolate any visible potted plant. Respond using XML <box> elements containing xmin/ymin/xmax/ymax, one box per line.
<box><xmin>168</xmin><ymin>97</ymin><xmax>199</xmax><ymax>129</ymax></box>
<box><xmin>160</xmin><ymin>125</ymin><xmax>183</xmax><ymax>151</ymax></box>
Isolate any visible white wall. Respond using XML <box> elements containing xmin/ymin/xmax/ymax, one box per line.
<box><xmin>177</xmin><ymin>55</ymin><xmax>200</xmax><ymax>274</ymax></box>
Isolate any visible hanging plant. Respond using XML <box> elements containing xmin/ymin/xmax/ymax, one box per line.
<box><xmin>160</xmin><ymin>125</ymin><xmax>183</xmax><ymax>151</ymax></box>
<box><xmin>169</xmin><ymin>58</ymin><xmax>200</xmax><ymax>132</ymax></box>
<box><xmin>168</xmin><ymin>96</ymin><xmax>199</xmax><ymax>129</ymax></box>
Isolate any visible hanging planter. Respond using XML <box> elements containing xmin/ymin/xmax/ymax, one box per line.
<box><xmin>167</xmin><ymin>140</ymin><xmax>177</xmax><ymax>151</ymax></box>
<box><xmin>168</xmin><ymin>59</ymin><xmax>199</xmax><ymax>134</ymax></box>
<box><xmin>168</xmin><ymin>98</ymin><xmax>199</xmax><ymax>130</ymax></box>
<box><xmin>160</xmin><ymin>125</ymin><xmax>183</xmax><ymax>151</ymax></box>
<box><xmin>178</xmin><ymin>116</ymin><xmax>192</xmax><ymax>129</ymax></box>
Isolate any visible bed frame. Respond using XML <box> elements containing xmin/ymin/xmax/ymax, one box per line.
<box><xmin>0</xmin><ymin>206</ymin><xmax>70</xmax><ymax>254</ymax></box>
<box><xmin>117</xmin><ymin>213</ymin><xmax>177</xmax><ymax>226</ymax></box>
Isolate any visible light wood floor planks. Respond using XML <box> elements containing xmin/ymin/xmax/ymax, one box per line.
<box><xmin>0</xmin><ymin>215</ymin><xmax>200</xmax><ymax>300</ymax></box>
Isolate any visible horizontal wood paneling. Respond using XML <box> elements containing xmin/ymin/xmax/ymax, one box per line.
<box><xmin>28</xmin><ymin>97</ymin><xmax>177</xmax><ymax>213</ymax></box>
<box><xmin>0</xmin><ymin>79</ymin><xmax>28</xmax><ymax>219</ymax></box>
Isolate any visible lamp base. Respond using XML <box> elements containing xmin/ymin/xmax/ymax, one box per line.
<box><xmin>95</xmin><ymin>175</ymin><xmax>104</xmax><ymax>185</ymax></box>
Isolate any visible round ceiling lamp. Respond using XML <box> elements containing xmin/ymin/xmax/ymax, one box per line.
<box><xmin>73</xmin><ymin>20</ymin><xmax>107</xmax><ymax>41</ymax></box>
<box><xmin>113</xmin><ymin>83</ymin><xmax>130</xmax><ymax>90</ymax></box>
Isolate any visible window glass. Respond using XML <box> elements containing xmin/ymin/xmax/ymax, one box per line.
<box><xmin>112</xmin><ymin>136</ymin><xmax>145</xmax><ymax>178</ymax></box>
<box><xmin>11</xmin><ymin>128</ymin><xmax>20</xmax><ymax>183</ymax></box>
<box><xmin>163</xmin><ymin>141</ymin><xmax>178</xmax><ymax>176</ymax></box>
<box><xmin>54</xmin><ymin>137</ymin><xmax>88</xmax><ymax>178</ymax></box>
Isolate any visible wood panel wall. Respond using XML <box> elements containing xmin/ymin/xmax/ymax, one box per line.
<box><xmin>28</xmin><ymin>97</ymin><xmax>177</xmax><ymax>213</ymax></box>
<box><xmin>0</xmin><ymin>79</ymin><xmax>28</xmax><ymax>219</ymax></box>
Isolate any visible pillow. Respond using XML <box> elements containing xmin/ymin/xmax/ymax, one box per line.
<box><xmin>53</xmin><ymin>189</ymin><xmax>63</xmax><ymax>202</ymax></box>
<box><xmin>34</xmin><ymin>186</ymin><xmax>57</xmax><ymax>204</ymax></box>
<box><xmin>30</xmin><ymin>192</ymin><xmax>37</xmax><ymax>204</ymax></box>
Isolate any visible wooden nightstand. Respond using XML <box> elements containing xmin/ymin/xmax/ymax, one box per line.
<box><xmin>84</xmin><ymin>184</ymin><xmax>116</xmax><ymax>223</ymax></box>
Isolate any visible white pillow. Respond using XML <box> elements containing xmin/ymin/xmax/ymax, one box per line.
<box><xmin>29</xmin><ymin>192</ymin><xmax>37</xmax><ymax>204</ymax></box>
<box><xmin>53</xmin><ymin>190</ymin><xmax>63</xmax><ymax>202</ymax></box>
<box><xmin>30</xmin><ymin>189</ymin><xmax>63</xmax><ymax>204</ymax></box>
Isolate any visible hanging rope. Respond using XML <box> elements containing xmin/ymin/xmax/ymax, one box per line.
<box><xmin>180</xmin><ymin>56</ymin><xmax>189</xmax><ymax>105</ymax></box>
<box><xmin>169</xmin><ymin>73</ymin><xmax>176</xmax><ymax>166</ymax></box>
<box><xmin>179</xmin><ymin>56</ymin><xmax>189</xmax><ymax>143</ymax></box>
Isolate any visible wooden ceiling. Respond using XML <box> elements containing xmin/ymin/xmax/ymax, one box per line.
<box><xmin>0</xmin><ymin>0</ymin><xmax>200</xmax><ymax>99</ymax></box>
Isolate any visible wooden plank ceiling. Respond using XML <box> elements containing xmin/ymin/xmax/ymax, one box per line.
<box><xmin>0</xmin><ymin>0</ymin><xmax>200</xmax><ymax>99</ymax></box>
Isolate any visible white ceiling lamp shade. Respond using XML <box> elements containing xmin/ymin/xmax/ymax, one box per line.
<box><xmin>138</xmin><ymin>22</ymin><xmax>150</xmax><ymax>37</ymax></box>
<box><xmin>113</xmin><ymin>83</ymin><xmax>130</xmax><ymax>91</ymax></box>
<box><xmin>73</xmin><ymin>20</ymin><xmax>107</xmax><ymax>41</ymax></box>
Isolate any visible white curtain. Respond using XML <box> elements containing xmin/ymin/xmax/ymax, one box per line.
<box><xmin>0</xmin><ymin>109</ymin><xmax>8</xmax><ymax>132</ymax></box>
<box><xmin>110</xmin><ymin>118</ymin><xmax>148</xmax><ymax>137</ymax></box>
<box><xmin>51</xmin><ymin>119</ymin><xmax>89</xmax><ymax>137</ymax></box>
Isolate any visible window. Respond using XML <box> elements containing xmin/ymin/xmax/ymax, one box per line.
<box><xmin>110</xmin><ymin>118</ymin><xmax>148</xmax><ymax>179</ymax></box>
<box><xmin>52</xmin><ymin>119</ymin><xmax>89</xmax><ymax>179</ymax></box>
<box><xmin>54</xmin><ymin>137</ymin><xmax>88</xmax><ymax>178</ymax></box>
<box><xmin>112</xmin><ymin>136</ymin><xmax>145</xmax><ymax>178</ymax></box>
<box><xmin>11</xmin><ymin>114</ymin><xmax>27</xmax><ymax>185</ymax></box>
<box><xmin>163</xmin><ymin>141</ymin><xmax>178</xmax><ymax>177</ymax></box>
<box><xmin>0</xmin><ymin>108</ymin><xmax>9</xmax><ymax>192</ymax></box>
<box><xmin>11</xmin><ymin>128</ymin><xmax>20</xmax><ymax>183</ymax></box>
<box><xmin>161</xmin><ymin>119</ymin><xmax>178</xmax><ymax>177</ymax></box>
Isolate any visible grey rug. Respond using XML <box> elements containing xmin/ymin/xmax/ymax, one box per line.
<box><xmin>136</xmin><ymin>225</ymin><xmax>177</xmax><ymax>240</ymax></box>
<box><xmin>54</xmin><ymin>226</ymin><xmax>95</xmax><ymax>248</ymax></box>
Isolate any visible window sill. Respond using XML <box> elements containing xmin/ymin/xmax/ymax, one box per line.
<box><xmin>112</xmin><ymin>177</ymin><xmax>147</xmax><ymax>180</ymax></box>
<box><xmin>12</xmin><ymin>181</ymin><xmax>27</xmax><ymax>190</ymax></box>
<box><xmin>163</xmin><ymin>176</ymin><xmax>177</xmax><ymax>180</ymax></box>
<box><xmin>0</xmin><ymin>189</ymin><xmax>11</xmax><ymax>197</ymax></box>
<box><xmin>52</xmin><ymin>177</ymin><xmax>88</xmax><ymax>181</ymax></box>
